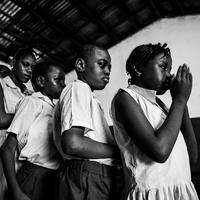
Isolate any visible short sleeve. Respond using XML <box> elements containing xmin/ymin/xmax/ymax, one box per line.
<box><xmin>7</xmin><ymin>96</ymin><xmax>41</xmax><ymax>144</ymax></box>
<box><xmin>60</xmin><ymin>82</ymin><xmax>94</xmax><ymax>133</ymax></box>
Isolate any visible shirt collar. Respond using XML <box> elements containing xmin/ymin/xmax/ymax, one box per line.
<box><xmin>3</xmin><ymin>76</ymin><xmax>30</xmax><ymax>96</ymax></box>
<box><xmin>127</xmin><ymin>84</ymin><xmax>157</xmax><ymax>104</ymax></box>
<box><xmin>32</xmin><ymin>92</ymin><xmax>55</xmax><ymax>107</ymax></box>
<box><xmin>3</xmin><ymin>76</ymin><xmax>19</xmax><ymax>89</ymax></box>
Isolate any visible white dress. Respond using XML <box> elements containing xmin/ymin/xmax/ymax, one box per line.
<box><xmin>110</xmin><ymin>85</ymin><xmax>199</xmax><ymax>200</ymax></box>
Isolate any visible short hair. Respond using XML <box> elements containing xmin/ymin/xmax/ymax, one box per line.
<box><xmin>0</xmin><ymin>64</ymin><xmax>11</xmax><ymax>77</ymax></box>
<box><xmin>0</xmin><ymin>64</ymin><xmax>10</xmax><ymax>70</ymax></box>
<box><xmin>75</xmin><ymin>44</ymin><xmax>108</xmax><ymax>64</ymax></box>
<box><xmin>13</xmin><ymin>47</ymin><xmax>36</xmax><ymax>61</ymax></box>
<box><xmin>126</xmin><ymin>43</ymin><xmax>171</xmax><ymax>77</ymax></box>
<box><xmin>31</xmin><ymin>62</ymin><xmax>57</xmax><ymax>91</ymax></box>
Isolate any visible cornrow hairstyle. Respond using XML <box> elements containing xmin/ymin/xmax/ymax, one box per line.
<box><xmin>126</xmin><ymin>43</ymin><xmax>171</xmax><ymax>83</ymax></box>
<box><xmin>75</xmin><ymin>44</ymin><xmax>108</xmax><ymax>65</ymax></box>
<box><xmin>31</xmin><ymin>62</ymin><xmax>55</xmax><ymax>91</ymax></box>
<box><xmin>13</xmin><ymin>47</ymin><xmax>36</xmax><ymax>62</ymax></box>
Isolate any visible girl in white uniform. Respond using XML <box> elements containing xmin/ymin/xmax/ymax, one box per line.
<box><xmin>110</xmin><ymin>43</ymin><xmax>199</xmax><ymax>200</ymax></box>
<box><xmin>0</xmin><ymin>47</ymin><xmax>36</xmax><ymax>200</ymax></box>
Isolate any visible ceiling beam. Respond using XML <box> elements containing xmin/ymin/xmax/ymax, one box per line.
<box><xmin>144</xmin><ymin>0</ymin><xmax>161</xmax><ymax>18</ymax></box>
<box><xmin>10</xmin><ymin>0</ymin><xmax>86</xmax><ymax>46</ymax></box>
<box><xmin>68</xmin><ymin>0</ymin><xmax>119</xmax><ymax>43</ymax></box>
<box><xmin>8</xmin><ymin>0</ymin><xmax>84</xmax><ymax>70</ymax></box>
<box><xmin>170</xmin><ymin>0</ymin><xmax>184</xmax><ymax>15</ymax></box>
<box><xmin>113</xmin><ymin>0</ymin><xmax>141</xmax><ymax>29</ymax></box>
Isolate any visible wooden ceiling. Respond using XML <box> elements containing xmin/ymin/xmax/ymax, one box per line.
<box><xmin>0</xmin><ymin>0</ymin><xmax>200</xmax><ymax>73</ymax></box>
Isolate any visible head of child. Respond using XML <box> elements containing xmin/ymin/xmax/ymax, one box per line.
<box><xmin>126</xmin><ymin>43</ymin><xmax>173</xmax><ymax>95</ymax></box>
<box><xmin>74</xmin><ymin>44</ymin><xmax>111</xmax><ymax>91</ymax></box>
<box><xmin>31</xmin><ymin>62</ymin><xmax>66</xmax><ymax>101</ymax></box>
<box><xmin>0</xmin><ymin>64</ymin><xmax>11</xmax><ymax>78</ymax></box>
<box><xmin>10</xmin><ymin>47</ymin><xmax>37</xmax><ymax>83</ymax></box>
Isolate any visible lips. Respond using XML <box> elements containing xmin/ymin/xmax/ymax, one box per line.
<box><xmin>163</xmin><ymin>81</ymin><xmax>171</xmax><ymax>89</ymax></box>
<box><xmin>103</xmin><ymin>77</ymin><xmax>110</xmax><ymax>83</ymax></box>
<box><xmin>24</xmin><ymin>74</ymin><xmax>31</xmax><ymax>80</ymax></box>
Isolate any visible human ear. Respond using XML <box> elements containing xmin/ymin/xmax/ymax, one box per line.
<box><xmin>133</xmin><ymin>65</ymin><xmax>142</xmax><ymax>77</ymax></box>
<box><xmin>10</xmin><ymin>58</ymin><xmax>15</xmax><ymax>68</ymax></box>
<box><xmin>75</xmin><ymin>58</ymin><xmax>85</xmax><ymax>72</ymax></box>
<box><xmin>36</xmin><ymin>75</ymin><xmax>45</xmax><ymax>87</ymax></box>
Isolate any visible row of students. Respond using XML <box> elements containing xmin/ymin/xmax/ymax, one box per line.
<box><xmin>0</xmin><ymin>43</ymin><xmax>199</xmax><ymax>200</ymax></box>
<box><xmin>1</xmin><ymin>62</ymin><xmax>66</xmax><ymax>200</ymax></box>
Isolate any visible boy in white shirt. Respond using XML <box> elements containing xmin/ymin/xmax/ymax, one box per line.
<box><xmin>53</xmin><ymin>44</ymin><xmax>121</xmax><ymax>200</ymax></box>
<box><xmin>1</xmin><ymin>62</ymin><xmax>66</xmax><ymax>200</ymax></box>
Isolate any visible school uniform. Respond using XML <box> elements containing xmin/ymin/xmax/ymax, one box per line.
<box><xmin>0</xmin><ymin>76</ymin><xmax>31</xmax><ymax>200</ymax></box>
<box><xmin>110</xmin><ymin>85</ymin><xmax>199</xmax><ymax>200</ymax></box>
<box><xmin>7</xmin><ymin>92</ymin><xmax>62</xmax><ymax>200</ymax></box>
<box><xmin>53</xmin><ymin>80</ymin><xmax>120</xmax><ymax>200</ymax></box>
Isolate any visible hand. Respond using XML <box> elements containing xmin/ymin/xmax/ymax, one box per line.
<box><xmin>170</xmin><ymin>64</ymin><xmax>192</xmax><ymax>103</ymax></box>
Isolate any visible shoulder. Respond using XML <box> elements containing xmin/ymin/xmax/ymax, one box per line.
<box><xmin>17</xmin><ymin>95</ymin><xmax>42</xmax><ymax>110</ymax></box>
<box><xmin>115</xmin><ymin>89</ymin><xmax>135</xmax><ymax>105</ymax></box>
<box><xmin>61</xmin><ymin>80</ymin><xmax>92</xmax><ymax>100</ymax></box>
<box><xmin>113</xmin><ymin>87</ymin><xmax>140</xmax><ymax>115</ymax></box>
<box><xmin>113</xmin><ymin>87</ymin><xmax>134</xmax><ymax>101</ymax></box>
<box><xmin>0</xmin><ymin>76</ymin><xmax>14</xmax><ymax>88</ymax></box>
<box><xmin>0</xmin><ymin>77</ymin><xmax>8</xmax><ymax>88</ymax></box>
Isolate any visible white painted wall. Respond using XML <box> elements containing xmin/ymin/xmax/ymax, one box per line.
<box><xmin>65</xmin><ymin>15</ymin><xmax>200</xmax><ymax>125</ymax></box>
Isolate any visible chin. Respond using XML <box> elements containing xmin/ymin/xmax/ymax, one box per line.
<box><xmin>23</xmin><ymin>79</ymin><xmax>29</xmax><ymax>83</ymax></box>
<box><xmin>157</xmin><ymin>90</ymin><xmax>167</xmax><ymax>95</ymax></box>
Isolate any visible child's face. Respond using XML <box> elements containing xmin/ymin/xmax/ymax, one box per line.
<box><xmin>83</xmin><ymin>49</ymin><xmax>111</xmax><ymax>91</ymax></box>
<box><xmin>0</xmin><ymin>66</ymin><xmax>10</xmax><ymax>78</ymax></box>
<box><xmin>42</xmin><ymin>66</ymin><xmax>66</xmax><ymax>100</ymax></box>
<box><xmin>13</xmin><ymin>55</ymin><xmax>36</xmax><ymax>83</ymax></box>
<box><xmin>139</xmin><ymin>52</ymin><xmax>172</xmax><ymax>95</ymax></box>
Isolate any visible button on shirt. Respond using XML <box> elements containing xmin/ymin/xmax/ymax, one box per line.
<box><xmin>7</xmin><ymin>92</ymin><xmax>61</xmax><ymax>170</ymax></box>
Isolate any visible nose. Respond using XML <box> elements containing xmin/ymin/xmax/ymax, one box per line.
<box><xmin>62</xmin><ymin>82</ymin><xmax>66</xmax><ymax>88</ymax></box>
<box><xmin>166</xmin><ymin>73</ymin><xmax>174</xmax><ymax>85</ymax></box>
<box><xmin>27</xmin><ymin>65</ymin><xmax>33</xmax><ymax>73</ymax></box>
<box><xmin>166</xmin><ymin>70</ymin><xmax>172</xmax><ymax>77</ymax></box>
<box><xmin>104</xmin><ymin>66</ymin><xmax>111</xmax><ymax>75</ymax></box>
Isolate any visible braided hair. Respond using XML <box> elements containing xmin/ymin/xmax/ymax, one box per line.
<box><xmin>126</xmin><ymin>43</ymin><xmax>171</xmax><ymax>84</ymax></box>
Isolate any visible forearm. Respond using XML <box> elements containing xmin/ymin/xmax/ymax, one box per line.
<box><xmin>181</xmin><ymin>106</ymin><xmax>198</xmax><ymax>164</ymax></box>
<box><xmin>0</xmin><ymin>141</ymin><xmax>21</xmax><ymax>194</ymax></box>
<box><xmin>155</xmin><ymin>99</ymin><xmax>187</xmax><ymax>160</ymax></box>
<box><xmin>62</xmin><ymin>133</ymin><xmax>120</xmax><ymax>159</ymax></box>
<box><xmin>0</xmin><ymin>113</ymin><xmax>14</xmax><ymax>129</ymax></box>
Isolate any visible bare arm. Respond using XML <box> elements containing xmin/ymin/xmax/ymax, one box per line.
<box><xmin>0</xmin><ymin>133</ymin><xmax>30</xmax><ymax>200</ymax></box>
<box><xmin>61</xmin><ymin>126</ymin><xmax>120</xmax><ymax>159</ymax></box>
<box><xmin>181</xmin><ymin>106</ymin><xmax>198</xmax><ymax>165</ymax></box>
<box><xmin>115</xmin><ymin>65</ymin><xmax>192</xmax><ymax>163</ymax></box>
<box><xmin>0</xmin><ymin>83</ymin><xmax>14</xmax><ymax>129</ymax></box>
